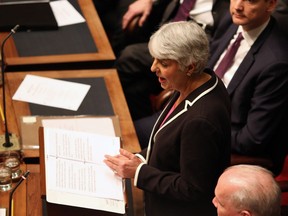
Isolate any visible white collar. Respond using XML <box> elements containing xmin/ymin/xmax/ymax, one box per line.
<box><xmin>238</xmin><ymin>19</ymin><xmax>270</xmax><ymax>47</ymax></box>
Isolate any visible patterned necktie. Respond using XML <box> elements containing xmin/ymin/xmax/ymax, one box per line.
<box><xmin>173</xmin><ymin>0</ymin><xmax>197</xmax><ymax>22</ymax></box>
<box><xmin>215</xmin><ymin>32</ymin><xmax>244</xmax><ymax>78</ymax></box>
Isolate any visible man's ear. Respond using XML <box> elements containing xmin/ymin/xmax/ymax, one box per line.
<box><xmin>240</xmin><ymin>210</ymin><xmax>252</xmax><ymax>216</ymax></box>
<box><xmin>267</xmin><ymin>0</ymin><xmax>277</xmax><ymax>13</ymax></box>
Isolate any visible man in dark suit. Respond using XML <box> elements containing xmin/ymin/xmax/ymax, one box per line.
<box><xmin>208</xmin><ymin>0</ymin><xmax>288</xmax><ymax>175</ymax></box>
<box><xmin>116</xmin><ymin>0</ymin><xmax>230</xmax><ymax>120</ymax></box>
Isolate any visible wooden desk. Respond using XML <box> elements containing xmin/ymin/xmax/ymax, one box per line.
<box><xmin>0</xmin><ymin>164</ymin><xmax>45</xmax><ymax>216</ymax></box>
<box><xmin>1</xmin><ymin>69</ymin><xmax>144</xmax><ymax>215</ymax></box>
<box><xmin>0</xmin><ymin>0</ymin><xmax>115</xmax><ymax>71</ymax></box>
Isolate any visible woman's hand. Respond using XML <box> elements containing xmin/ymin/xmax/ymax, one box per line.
<box><xmin>104</xmin><ymin>148</ymin><xmax>142</xmax><ymax>178</ymax></box>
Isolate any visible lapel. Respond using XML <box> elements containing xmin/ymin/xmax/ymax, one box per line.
<box><xmin>227</xmin><ymin>18</ymin><xmax>275</xmax><ymax>94</ymax></box>
<box><xmin>209</xmin><ymin>25</ymin><xmax>238</xmax><ymax>68</ymax></box>
<box><xmin>146</xmin><ymin>70</ymin><xmax>219</xmax><ymax>162</ymax></box>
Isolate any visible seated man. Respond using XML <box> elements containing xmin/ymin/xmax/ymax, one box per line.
<box><xmin>208</xmin><ymin>0</ymin><xmax>288</xmax><ymax>175</ymax></box>
<box><xmin>213</xmin><ymin>164</ymin><xmax>281</xmax><ymax>216</ymax></box>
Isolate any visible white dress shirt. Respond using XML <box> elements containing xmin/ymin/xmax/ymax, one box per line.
<box><xmin>189</xmin><ymin>0</ymin><xmax>214</xmax><ymax>27</ymax></box>
<box><xmin>214</xmin><ymin>20</ymin><xmax>270</xmax><ymax>87</ymax></box>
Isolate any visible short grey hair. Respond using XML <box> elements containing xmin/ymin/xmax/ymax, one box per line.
<box><xmin>225</xmin><ymin>165</ymin><xmax>281</xmax><ymax>216</ymax></box>
<box><xmin>148</xmin><ymin>21</ymin><xmax>209</xmax><ymax>74</ymax></box>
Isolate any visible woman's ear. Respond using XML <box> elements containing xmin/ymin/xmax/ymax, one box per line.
<box><xmin>186</xmin><ymin>64</ymin><xmax>195</xmax><ymax>76</ymax></box>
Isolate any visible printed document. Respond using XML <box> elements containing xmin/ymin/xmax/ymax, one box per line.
<box><xmin>12</xmin><ymin>74</ymin><xmax>90</xmax><ymax>111</ymax></box>
<box><xmin>44</xmin><ymin>127</ymin><xmax>125</xmax><ymax>214</ymax></box>
<box><xmin>42</xmin><ymin>117</ymin><xmax>116</xmax><ymax>137</ymax></box>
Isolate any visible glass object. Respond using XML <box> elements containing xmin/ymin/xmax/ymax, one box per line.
<box><xmin>5</xmin><ymin>156</ymin><xmax>22</xmax><ymax>181</ymax></box>
<box><xmin>0</xmin><ymin>151</ymin><xmax>22</xmax><ymax>181</ymax></box>
<box><xmin>0</xmin><ymin>162</ymin><xmax>12</xmax><ymax>192</ymax></box>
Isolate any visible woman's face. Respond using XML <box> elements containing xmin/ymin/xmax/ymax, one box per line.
<box><xmin>151</xmin><ymin>58</ymin><xmax>188</xmax><ymax>91</ymax></box>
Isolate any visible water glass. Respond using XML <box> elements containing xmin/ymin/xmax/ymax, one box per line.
<box><xmin>5</xmin><ymin>156</ymin><xmax>22</xmax><ymax>181</ymax></box>
<box><xmin>0</xmin><ymin>163</ymin><xmax>12</xmax><ymax>192</ymax></box>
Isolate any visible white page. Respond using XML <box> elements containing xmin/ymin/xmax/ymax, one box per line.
<box><xmin>42</xmin><ymin>117</ymin><xmax>116</xmax><ymax>137</ymax></box>
<box><xmin>50</xmin><ymin>0</ymin><xmax>85</xmax><ymax>27</ymax></box>
<box><xmin>12</xmin><ymin>74</ymin><xmax>90</xmax><ymax>111</ymax></box>
<box><xmin>44</xmin><ymin>127</ymin><xmax>125</xmax><ymax>214</ymax></box>
<box><xmin>0</xmin><ymin>209</ymin><xmax>6</xmax><ymax>216</ymax></box>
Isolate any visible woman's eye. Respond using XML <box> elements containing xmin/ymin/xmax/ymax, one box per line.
<box><xmin>243</xmin><ymin>0</ymin><xmax>255</xmax><ymax>3</ymax></box>
<box><xmin>160</xmin><ymin>60</ymin><xmax>169</xmax><ymax>67</ymax></box>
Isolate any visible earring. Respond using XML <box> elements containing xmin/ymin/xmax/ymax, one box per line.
<box><xmin>186</xmin><ymin>73</ymin><xmax>191</xmax><ymax>77</ymax></box>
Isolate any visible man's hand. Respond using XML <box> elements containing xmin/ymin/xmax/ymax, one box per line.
<box><xmin>122</xmin><ymin>0</ymin><xmax>153</xmax><ymax>29</ymax></box>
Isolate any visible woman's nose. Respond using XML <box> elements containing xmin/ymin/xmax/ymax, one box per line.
<box><xmin>150</xmin><ymin>59</ymin><xmax>157</xmax><ymax>73</ymax></box>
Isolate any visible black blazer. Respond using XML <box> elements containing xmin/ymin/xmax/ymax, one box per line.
<box><xmin>136</xmin><ymin>70</ymin><xmax>231</xmax><ymax>216</ymax></box>
<box><xmin>208</xmin><ymin>17</ymin><xmax>288</xmax><ymax>175</ymax></box>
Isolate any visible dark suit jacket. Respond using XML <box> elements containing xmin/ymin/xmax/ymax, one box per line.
<box><xmin>208</xmin><ymin>17</ymin><xmax>288</xmax><ymax>175</ymax></box>
<box><xmin>135</xmin><ymin>70</ymin><xmax>231</xmax><ymax>216</ymax></box>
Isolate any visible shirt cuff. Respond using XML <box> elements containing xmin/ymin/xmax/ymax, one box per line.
<box><xmin>134</xmin><ymin>162</ymin><xmax>145</xmax><ymax>187</ymax></box>
<box><xmin>135</xmin><ymin>153</ymin><xmax>146</xmax><ymax>163</ymax></box>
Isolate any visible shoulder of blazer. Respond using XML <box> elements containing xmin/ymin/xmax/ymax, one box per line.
<box><xmin>249</xmin><ymin>17</ymin><xmax>276</xmax><ymax>54</ymax></box>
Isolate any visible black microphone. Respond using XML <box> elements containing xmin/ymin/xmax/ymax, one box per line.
<box><xmin>8</xmin><ymin>170</ymin><xmax>30</xmax><ymax>216</ymax></box>
<box><xmin>1</xmin><ymin>24</ymin><xmax>19</xmax><ymax>148</ymax></box>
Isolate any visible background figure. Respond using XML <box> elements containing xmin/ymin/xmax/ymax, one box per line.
<box><xmin>92</xmin><ymin>0</ymin><xmax>134</xmax><ymax>57</ymax></box>
<box><xmin>213</xmin><ymin>164</ymin><xmax>281</xmax><ymax>216</ymax></box>
<box><xmin>273</xmin><ymin>0</ymin><xmax>288</xmax><ymax>35</ymax></box>
<box><xmin>92</xmin><ymin>0</ymin><xmax>170</xmax><ymax>57</ymax></box>
<box><xmin>104</xmin><ymin>21</ymin><xmax>231</xmax><ymax>216</ymax></box>
<box><xmin>116</xmin><ymin>0</ymin><xmax>230</xmax><ymax>120</ymax></box>
<box><xmin>208</xmin><ymin>0</ymin><xmax>288</xmax><ymax>176</ymax></box>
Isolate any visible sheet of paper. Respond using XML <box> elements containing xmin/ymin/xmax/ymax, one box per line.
<box><xmin>50</xmin><ymin>0</ymin><xmax>85</xmax><ymax>27</ymax></box>
<box><xmin>0</xmin><ymin>209</ymin><xmax>6</xmax><ymax>216</ymax></box>
<box><xmin>44</xmin><ymin>127</ymin><xmax>125</xmax><ymax>214</ymax></box>
<box><xmin>42</xmin><ymin>117</ymin><xmax>116</xmax><ymax>137</ymax></box>
<box><xmin>12</xmin><ymin>74</ymin><xmax>90</xmax><ymax>111</ymax></box>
